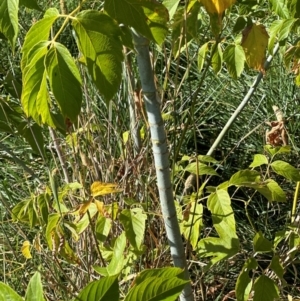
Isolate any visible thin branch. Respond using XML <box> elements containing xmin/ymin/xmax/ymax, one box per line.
<box><xmin>207</xmin><ymin>43</ymin><xmax>280</xmax><ymax>156</ymax></box>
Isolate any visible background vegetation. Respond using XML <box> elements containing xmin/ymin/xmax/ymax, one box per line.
<box><xmin>1</xmin><ymin>0</ymin><xmax>300</xmax><ymax>300</ymax></box>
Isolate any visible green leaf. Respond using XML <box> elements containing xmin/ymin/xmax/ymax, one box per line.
<box><xmin>25</xmin><ymin>272</ymin><xmax>45</xmax><ymax>301</ymax></box>
<box><xmin>295</xmin><ymin>73</ymin><xmax>300</xmax><ymax>86</ymax></box>
<box><xmin>198</xmin><ymin>155</ymin><xmax>219</xmax><ymax>163</ymax></box>
<box><xmin>229</xmin><ymin>170</ymin><xmax>260</xmax><ymax>186</ymax></box>
<box><xmin>197</xmin><ymin>236</ymin><xmax>240</xmax><ymax>270</ymax></box>
<box><xmin>268</xmin><ymin>19</ymin><xmax>296</xmax><ymax>54</ymax></box>
<box><xmin>124</xmin><ymin>268</ymin><xmax>188</xmax><ymax>301</ymax></box>
<box><xmin>211</xmin><ymin>43</ymin><xmax>223</xmax><ymax>74</ymax></box>
<box><xmin>0</xmin><ymin>0</ymin><xmax>18</xmax><ymax>48</ymax></box>
<box><xmin>233</xmin><ymin>16</ymin><xmax>247</xmax><ymax>33</ymax></box>
<box><xmin>45</xmin><ymin>213</ymin><xmax>61</xmax><ymax>250</ymax></box>
<box><xmin>183</xmin><ymin>202</ymin><xmax>203</xmax><ymax>250</ymax></box>
<box><xmin>235</xmin><ymin>258</ymin><xmax>257</xmax><ymax>301</ymax></box>
<box><xmin>208</xmin><ymin>189</ymin><xmax>237</xmax><ymax>236</ymax></box>
<box><xmin>19</xmin><ymin>0</ymin><xmax>42</xmax><ymax>11</ymax></box>
<box><xmin>253</xmin><ymin>231</ymin><xmax>273</xmax><ymax>253</ymax></box>
<box><xmin>0</xmin><ymin>282</ymin><xmax>23</xmax><ymax>301</ymax></box>
<box><xmin>135</xmin><ymin>267</ymin><xmax>185</xmax><ymax>285</ymax></box>
<box><xmin>119</xmin><ymin>25</ymin><xmax>134</xmax><ymax>50</ymax></box>
<box><xmin>288</xmin><ymin>232</ymin><xmax>300</xmax><ymax>258</ymax></box>
<box><xmin>120</xmin><ymin>208</ymin><xmax>147</xmax><ymax>250</ymax></box>
<box><xmin>11</xmin><ymin>196</ymin><xmax>38</xmax><ymax>227</ymax></box>
<box><xmin>163</xmin><ymin>0</ymin><xmax>180</xmax><ymax>20</ymax></box>
<box><xmin>270</xmin><ymin>255</ymin><xmax>284</xmax><ymax>281</ymax></box>
<box><xmin>249</xmin><ymin>154</ymin><xmax>268</xmax><ymax>168</ymax></box>
<box><xmin>264</xmin><ymin>144</ymin><xmax>291</xmax><ymax>156</ymax></box>
<box><xmin>60</xmin><ymin>239</ymin><xmax>80</xmax><ymax>264</ymax></box>
<box><xmin>12</xmin><ymin>198</ymin><xmax>30</xmax><ymax>223</ymax></box>
<box><xmin>242</xmin><ymin>179</ymin><xmax>286</xmax><ymax>202</ymax></box>
<box><xmin>269</xmin><ymin>0</ymin><xmax>290</xmax><ymax>18</ymax></box>
<box><xmin>77</xmin><ymin>275</ymin><xmax>119</xmax><ymax>301</ymax></box>
<box><xmin>64</xmin><ymin>221</ymin><xmax>79</xmax><ymax>241</ymax></box>
<box><xmin>197</xmin><ymin>189</ymin><xmax>239</xmax><ymax>269</ymax></box>
<box><xmin>288</xmin><ymin>0</ymin><xmax>300</xmax><ymax>18</ymax></box>
<box><xmin>21</xmin><ymin>41</ymin><xmax>56</xmax><ymax>127</ymax></box>
<box><xmin>253</xmin><ymin>275</ymin><xmax>279</xmax><ymax>301</ymax></box>
<box><xmin>275</xmin><ymin>19</ymin><xmax>295</xmax><ymax>42</ymax></box>
<box><xmin>223</xmin><ymin>44</ymin><xmax>245</xmax><ymax>79</ymax></box>
<box><xmin>255</xmin><ymin>179</ymin><xmax>286</xmax><ymax>202</ymax></box>
<box><xmin>271</xmin><ymin>160</ymin><xmax>300</xmax><ymax>181</ymax></box>
<box><xmin>198</xmin><ymin>42</ymin><xmax>209</xmax><ymax>72</ymax></box>
<box><xmin>21</xmin><ymin>8</ymin><xmax>59</xmax><ymax>70</ymax></box>
<box><xmin>45</xmin><ymin>42</ymin><xmax>82</xmax><ymax>122</ymax></box>
<box><xmin>95</xmin><ymin>215</ymin><xmax>112</xmax><ymax>243</ymax></box>
<box><xmin>37</xmin><ymin>193</ymin><xmax>50</xmax><ymax>225</ymax></box>
<box><xmin>185</xmin><ymin>162</ymin><xmax>219</xmax><ymax>176</ymax></box>
<box><xmin>75</xmin><ymin>203</ymin><xmax>98</xmax><ymax>234</ymax></box>
<box><xmin>105</xmin><ymin>0</ymin><xmax>169</xmax><ymax>45</ymax></box>
<box><xmin>106</xmin><ymin>232</ymin><xmax>126</xmax><ymax>276</ymax></box>
<box><xmin>274</xmin><ymin>230</ymin><xmax>287</xmax><ymax>248</ymax></box>
<box><xmin>72</xmin><ymin>10</ymin><xmax>123</xmax><ymax>101</ymax></box>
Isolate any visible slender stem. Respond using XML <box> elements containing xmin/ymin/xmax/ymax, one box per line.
<box><xmin>207</xmin><ymin>43</ymin><xmax>280</xmax><ymax>156</ymax></box>
<box><xmin>52</xmin><ymin>0</ymin><xmax>87</xmax><ymax>42</ymax></box>
<box><xmin>132</xmin><ymin>31</ymin><xmax>194</xmax><ymax>301</ymax></box>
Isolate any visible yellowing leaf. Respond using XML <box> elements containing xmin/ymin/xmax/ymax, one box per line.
<box><xmin>241</xmin><ymin>23</ymin><xmax>269</xmax><ymax>72</ymax></box>
<box><xmin>33</xmin><ymin>235</ymin><xmax>42</xmax><ymax>252</ymax></box>
<box><xmin>95</xmin><ymin>200</ymin><xmax>106</xmax><ymax>215</ymax></box>
<box><xmin>199</xmin><ymin>0</ymin><xmax>236</xmax><ymax>15</ymax></box>
<box><xmin>21</xmin><ymin>241</ymin><xmax>32</xmax><ymax>259</ymax></box>
<box><xmin>91</xmin><ymin>181</ymin><xmax>123</xmax><ymax>197</ymax></box>
<box><xmin>122</xmin><ymin>131</ymin><xmax>129</xmax><ymax>144</ymax></box>
<box><xmin>198</xmin><ymin>42</ymin><xmax>209</xmax><ymax>72</ymax></box>
<box><xmin>77</xmin><ymin>199</ymin><xmax>93</xmax><ymax>215</ymax></box>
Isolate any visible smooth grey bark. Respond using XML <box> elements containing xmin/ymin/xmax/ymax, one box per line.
<box><xmin>132</xmin><ymin>31</ymin><xmax>194</xmax><ymax>301</ymax></box>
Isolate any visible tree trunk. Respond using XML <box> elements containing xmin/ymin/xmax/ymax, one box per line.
<box><xmin>132</xmin><ymin>31</ymin><xmax>194</xmax><ymax>301</ymax></box>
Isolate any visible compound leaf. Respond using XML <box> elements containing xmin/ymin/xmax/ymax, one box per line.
<box><xmin>45</xmin><ymin>42</ymin><xmax>82</xmax><ymax>122</ymax></box>
<box><xmin>223</xmin><ymin>44</ymin><xmax>245</xmax><ymax>79</ymax></box>
<box><xmin>0</xmin><ymin>0</ymin><xmax>18</xmax><ymax>48</ymax></box>
<box><xmin>72</xmin><ymin>10</ymin><xmax>123</xmax><ymax>101</ymax></box>
<box><xmin>105</xmin><ymin>0</ymin><xmax>168</xmax><ymax>45</ymax></box>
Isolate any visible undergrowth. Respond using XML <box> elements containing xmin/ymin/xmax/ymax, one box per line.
<box><xmin>1</xmin><ymin>1</ymin><xmax>300</xmax><ymax>300</ymax></box>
